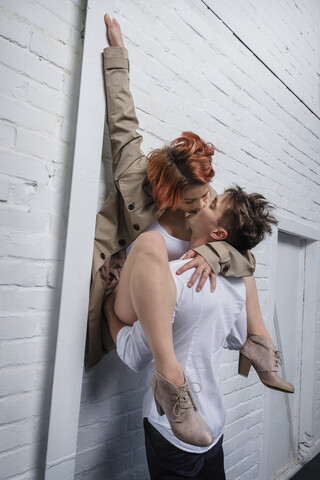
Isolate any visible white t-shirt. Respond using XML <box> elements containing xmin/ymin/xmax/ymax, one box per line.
<box><xmin>117</xmin><ymin>258</ymin><xmax>247</xmax><ymax>453</ymax></box>
<box><xmin>126</xmin><ymin>220</ymin><xmax>191</xmax><ymax>261</ymax></box>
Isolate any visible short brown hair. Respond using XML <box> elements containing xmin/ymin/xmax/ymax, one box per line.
<box><xmin>147</xmin><ymin>132</ymin><xmax>215</xmax><ymax>211</ymax></box>
<box><xmin>219</xmin><ymin>186</ymin><xmax>278</xmax><ymax>250</ymax></box>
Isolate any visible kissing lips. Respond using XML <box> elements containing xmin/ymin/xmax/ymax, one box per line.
<box><xmin>185</xmin><ymin>209</ymin><xmax>200</xmax><ymax>218</ymax></box>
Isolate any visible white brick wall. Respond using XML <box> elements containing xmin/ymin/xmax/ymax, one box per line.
<box><xmin>0</xmin><ymin>1</ymin><xmax>85</xmax><ymax>478</ymax></box>
<box><xmin>1</xmin><ymin>1</ymin><xmax>320</xmax><ymax>479</ymax></box>
<box><xmin>205</xmin><ymin>0</ymin><xmax>320</xmax><ymax>117</ymax></box>
<box><xmin>76</xmin><ymin>1</ymin><xmax>320</xmax><ymax>479</ymax></box>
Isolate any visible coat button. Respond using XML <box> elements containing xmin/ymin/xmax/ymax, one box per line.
<box><xmin>118</xmin><ymin>239</ymin><xmax>126</xmax><ymax>247</ymax></box>
<box><xmin>128</xmin><ymin>203</ymin><xmax>135</xmax><ymax>211</ymax></box>
<box><xmin>222</xmin><ymin>265</ymin><xmax>229</xmax><ymax>273</ymax></box>
<box><xmin>133</xmin><ymin>224</ymin><xmax>140</xmax><ymax>231</ymax></box>
<box><xmin>100</xmin><ymin>252</ymin><xmax>105</xmax><ymax>260</ymax></box>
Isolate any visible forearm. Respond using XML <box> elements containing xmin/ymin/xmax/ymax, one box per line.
<box><xmin>244</xmin><ymin>276</ymin><xmax>272</xmax><ymax>342</ymax></box>
<box><xmin>103</xmin><ymin>295</ymin><xmax>154</xmax><ymax>371</ymax></box>
<box><xmin>103</xmin><ymin>298</ymin><xmax>127</xmax><ymax>346</ymax></box>
<box><xmin>193</xmin><ymin>241</ymin><xmax>256</xmax><ymax>277</ymax></box>
<box><xmin>103</xmin><ymin>47</ymin><xmax>145</xmax><ymax>178</ymax></box>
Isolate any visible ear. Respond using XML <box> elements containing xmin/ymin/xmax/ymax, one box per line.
<box><xmin>209</xmin><ymin>227</ymin><xmax>228</xmax><ymax>241</ymax></box>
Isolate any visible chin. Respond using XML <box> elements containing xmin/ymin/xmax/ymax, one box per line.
<box><xmin>186</xmin><ymin>218</ymin><xmax>198</xmax><ymax>231</ymax></box>
<box><xmin>185</xmin><ymin>215</ymin><xmax>192</xmax><ymax>227</ymax></box>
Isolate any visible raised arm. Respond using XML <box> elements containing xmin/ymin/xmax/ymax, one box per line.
<box><xmin>103</xmin><ymin>14</ymin><xmax>145</xmax><ymax>179</ymax></box>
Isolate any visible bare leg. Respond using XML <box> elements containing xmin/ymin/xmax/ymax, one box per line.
<box><xmin>114</xmin><ymin>231</ymin><xmax>184</xmax><ymax>386</ymax></box>
<box><xmin>244</xmin><ymin>276</ymin><xmax>272</xmax><ymax>343</ymax></box>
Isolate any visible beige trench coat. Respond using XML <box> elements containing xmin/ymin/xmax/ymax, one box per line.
<box><xmin>87</xmin><ymin>47</ymin><xmax>255</xmax><ymax>367</ymax></box>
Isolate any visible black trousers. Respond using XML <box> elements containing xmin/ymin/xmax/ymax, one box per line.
<box><xmin>144</xmin><ymin>418</ymin><xmax>226</xmax><ymax>480</ymax></box>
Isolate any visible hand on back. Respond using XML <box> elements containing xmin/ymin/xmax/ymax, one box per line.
<box><xmin>104</xmin><ymin>13</ymin><xmax>124</xmax><ymax>47</ymax></box>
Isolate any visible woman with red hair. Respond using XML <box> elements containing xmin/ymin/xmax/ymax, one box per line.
<box><xmin>147</xmin><ymin>132</ymin><xmax>215</xmax><ymax>213</ymax></box>
<box><xmin>87</xmin><ymin>16</ymin><xmax>292</xmax><ymax>450</ymax></box>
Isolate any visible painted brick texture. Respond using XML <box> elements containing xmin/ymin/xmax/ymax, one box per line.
<box><xmin>0</xmin><ymin>0</ymin><xmax>86</xmax><ymax>478</ymax></box>
<box><xmin>1</xmin><ymin>1</ymin><xmax>320</xmax><ymax>480</ymax></box>
<box><xmin>205</xmin><ymin>0</ymin><xmax>320</xmax><ymax>118</ymax></box>
<box><xmin>76</xmin><ymin>1</ymin><xmax>320</xmax><ymax>479</ymax></box>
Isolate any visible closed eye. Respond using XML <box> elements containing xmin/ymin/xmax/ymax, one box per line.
<box><xmin>184</xmin><ymin>191</ymin><xmax>210</xmax><ymax>204</ymax></box>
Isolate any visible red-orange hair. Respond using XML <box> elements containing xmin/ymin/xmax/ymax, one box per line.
<box><xmin>147</xmin><ymin>132</ymin><xmax>215</xmax><ymax>210</ymax></box>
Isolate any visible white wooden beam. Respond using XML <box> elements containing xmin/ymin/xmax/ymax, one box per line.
<box><xmin>44</xmin><ymin>2</ymin><xmax>113</xmax><ymax>478</ymax></box>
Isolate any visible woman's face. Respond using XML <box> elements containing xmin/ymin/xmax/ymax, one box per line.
<box><xmin>176</xmin><ymin>184</ymin><xmax>211</xmax><ymax>214</ymax></box>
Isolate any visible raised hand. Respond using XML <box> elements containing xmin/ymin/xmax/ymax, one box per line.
<box><xmin>104</xmin><ymin>13</ymin><xmax>124</xmax><ymax>47</ymax></box>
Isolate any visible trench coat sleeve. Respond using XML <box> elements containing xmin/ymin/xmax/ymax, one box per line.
<box><xmin>193</xmin><ymin>241</ymin><xmax>256</xmax><ymax>277</ymax></box>
<box><xmin>103</xmin><ymin>47</ymin><xmax>145</xmax><ymax>180</ymax></box>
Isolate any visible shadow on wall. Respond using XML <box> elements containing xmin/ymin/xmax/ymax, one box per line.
<box><xmin>75</xmin><ymin>351</ymin><xmax>149</xmax><ymax>479</ymax></box>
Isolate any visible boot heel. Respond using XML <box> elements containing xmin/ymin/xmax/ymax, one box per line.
<box><xmin>238</xmin><ymin>353</ymin><xmax>252</xmax><ymax>377</ymax></box>
<box><xmin>154</xmin><ymin>398</ymin><xmax>165</xmax><ymax>416</ymax></box>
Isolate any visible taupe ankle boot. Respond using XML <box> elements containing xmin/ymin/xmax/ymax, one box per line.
<box><xmin>151</xmin><ymin>370</ymin><xmax>213</xmax><ymax>447</ymax></box>
<box><xmin>239</xmin><ymin>335</ymin><xmax>294</xmax><ymax>393</ymax></box>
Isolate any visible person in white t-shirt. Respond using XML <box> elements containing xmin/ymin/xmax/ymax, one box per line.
<box><xmin>105</xmin><ymin>185</ymin><xmax>282</xmax><ymax>480</ymax></box>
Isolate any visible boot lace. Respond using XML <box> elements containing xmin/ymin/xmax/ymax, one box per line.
<box><xmin>274</xmin><ymin>350</ymin><xmax>282</xmax><ymax>368</ymax></box>
<box><xmin>173</xmin><ymin>382</ymin><xmax>201</xmax><ymax>417</ymax></box>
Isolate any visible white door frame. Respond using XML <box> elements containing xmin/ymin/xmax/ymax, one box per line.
<box><xmin>44</xmin><ymin>2</ymin><xmax>114</xmax><ymax>479</ymax></box>
<box><xmin>261</xmin><ymin>214</ymin><xmax>320</xmax><ymax>480</ymax></box>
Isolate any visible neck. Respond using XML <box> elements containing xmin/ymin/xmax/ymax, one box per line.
<box><xmin>190</xmin><ymin>233</ymin><xmax>213</xmax><ymax>250</ymax></box>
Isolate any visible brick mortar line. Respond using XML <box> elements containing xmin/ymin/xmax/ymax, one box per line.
<box><xmin>201</xmin><ymin>0</ymin><xmax>320</xmax><ymax>121</ymax></box>
<box><xmin>0</xmin><ymin>362</ymin><xmax>48</xmax><ymax>372</ymax></box>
